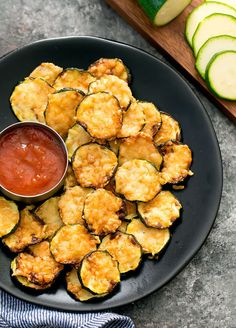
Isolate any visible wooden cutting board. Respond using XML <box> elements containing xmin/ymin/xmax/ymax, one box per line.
<box><xmin>106</xmin><ymin>0</ymin><xmax>236</xmax><ymax>122</ymax></box>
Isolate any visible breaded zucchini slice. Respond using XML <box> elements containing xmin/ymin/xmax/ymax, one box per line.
<box><xmin>3</xmin><ymin>206</ymin><xmax>46</xmax><ymax>253</ymax></box>
<box><xmin>34</xmin><ymin>197</ymin><xmax>63</xmax><ymax>239</ymax></box>
<box><xmin>53</xmin><ymin>68</ymin><xmax>96</xmax><ymax>93</ymax></box>
<box><xmin>77</xmin><ymin>92</ymin><xmax>122</xmax><ymax>140</ymax></box>
<box><xmin>72</xmin><ymin>143</ymin><xmax>118</xmax><ymax>188</ymax></box>
<box><xmin>139</xmin><ymin>101</ymin><xmax>162</xmax><ymax>137</ymax></box>
<box><xmin>160</xmin><ymin>141</ymin><xmax>193</xmax><ymax>184</ymax></box>
<box><xmin>138</xmin><ymin>191</ymin><xmax>182</xmax><ymax>229</ymax></box>
<box><xmin>99</xmin><ymin>232</ymin><xmax>142</xmax><ymax>274</ymax></box>
<box><xmin>64</xmin><ymin>163</ymin><xmax>78</xmax><ymax>189</ymax></box>
<box><xmin>88</xmin><ymin>58</ymin><xmax>130</xmax><ymax>83</ymax></box>
<box><xmin>88</xmin><ymin>75</ymin><xmax>132</xmax><ymax>109</ymax></box>
<box><xmin>0</xmin><ymin>197</ymin><xmax>19</xmax><ymax>238</ymax></box>
<box><xmin>124</xmin><ymin>200</ymin><xmax>137</xmax><ymax>221</ymax></box>
<box><xmin>79</xmin><ymin>250</ymin><xmax>120</xmax><ymax>295</ymax></box>
<box><xmin>10</xmin><ymin>77</ymin><xmax>54</xmax><ymax>123</ymax></box>
<box><xmin>29</xmin><ymin>62</ymin><xmax>63</xmax><ymax>85</ymax></box>
<box><xmin>83</xmin><ymin>189</ymin><xmax>125</xmax><ymax>235</ymax></box>
<box><xmin>117</xmin><ymin>100</ymin><xmax>145</xmax><ymax>138</ymax></box>
<box><xmin>11</xmin><ymin>241</ymin><xmax>63</xmax><ymax>287</ymax></box>
<box><xmin>45</xmin><ymin>89</ymin><xmax>84</xmax><ymax>139</ymax></box>
<box><xmin>126</xmin><ymin>218</ymin><xmax>170</xmax><ymax>257</ymax></box>
<box><xmin>154</xmin><ymin>112</ymin><xmax>181</xmax><ymax>146</ymax></box>
<box><xmin>108</xmin><ymin>139</ymin><xmax>121</xmax><ymax>155</ymax></box>
<box><xmin>119</xmin><ymin>133</ymin><xmax>162</xmax><ymax>170</ymax></box>
<box><xmin>58</xmin><ymin>186</ymin><xmax>92</xmax><ymax>225</ymax></box>
<box><xmin>50</xmin><ymin>224</ymin><xmax>99</xmax><ymax>265</ymax></box>
<box><xmin>115</xmin><ymin>159</ymin><xmax>162</xmax><ymax>202</ymax></box>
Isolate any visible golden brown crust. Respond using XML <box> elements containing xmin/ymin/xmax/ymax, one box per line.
<box><xmin>154</xmin><ymin>112</ymin><xmax>181</xmax><ymax>145</ymax></box>
<box><xmin>0</xmin><ymin>197</ymin><xmax>19</xmax><ymax>238</ymax></box>
<box><xmin>29</xmin><ymin>62</ymin><xmax>63</xmax><ymax>85</ymax></box>
<box><xmin>139</xmin><ymin>102</ymin><xmax>162</xmax><ymax>137</ymax></box>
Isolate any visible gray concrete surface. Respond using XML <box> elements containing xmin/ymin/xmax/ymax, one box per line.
<box><xmin>0</xmin><ymin>1</ymin><xmax>235</xmax><ymax>327</ymax></box>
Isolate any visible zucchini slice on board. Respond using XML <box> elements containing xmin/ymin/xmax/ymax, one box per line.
<box><xmin>50</xmin><ymin>224</ymin><xmax>99</xmax><ymax>265</ymax></box>
<box><xmin>83</xmin><ymin>189</ymin><xmax>125</xmax><ymax>235</ymax></box>
<box><xmin>77</xmin><ymin>92</ymin><xmax>122</xmax><ymax>140</ymax></box>
<box><xmin>45</xmin><ymin>89</ymin><xmax>84</xmax><ymax>139</ymax></box>
<box><xmin>139</xmin><ymin>101</ymin><xmax>162</xmax><ymax>137</ymax></box>
<box><xmin>0</xmin><ymin>197</ymin><xmax>19</xmax><ymax>238</ymax></box>
<box><xmin>154</xmin><ymin>112</ymin><xmax>181</xmax><ymax>146</ymax></box>
<box><xmin>185</xmin><ymin>2</ymin><xmax>236</xmax><ymax>46</ymax></box>
<box><xmin>88</xmin><ymin>58</ymin><xmax>131</xmax><ymax>83</ymax></box>
<box><xmin>192</xmin><ymin>13</ymin><xmax>236</xmax><ymax>56</ymax></box>
<box><xmin>138</xmin><ymin>191</ymin><xmax>182</xmax><ymax>229</ymax></box>
<box><xmin>196</xmin><ymin>35</ymin><xmax>236</xmax><ymax>79</ymax></box>
<box><xmin>99</xmin><ymin>232</ymin><xmax>142</xmax><ymax>274</ymax></box>
<box><xmin>115</xmin><ymin>159</ymin><xmax>162</xmax><ymax>202</ymax></box>
<box><xmin>64</xmin><ymin>163</ymin><xmax>78</xmax><ymax>189</ymax></box>
<box><xmin>29</xmin><ymin>62</ymin><xmax>63</xmax><ymax>85</ymax></box>
<box><xmin>79</xmin><ymin>250</ymin><xmax>120</xmax><ymax>295</ymax></box>
<box><xmin>138</xmin><ymin>0</ymin><xmax>192</xmax><ymax>26</ymax></box>
<box><xmin>160</xmin><ymin>141</ymin><xmax>193</xmax><ymax>185</ymax></box>
<box><xmin>10</xmin><ymin>77</ymin><xmax>54</xmax><ymax>123</ymax></box>
<box><xmin>88</xmin><ymin>75</ymin><xmax>132</xmax><ymax>110</ymax></box>
<box><xmin>119</xmin><ymin>133</ymin><xmax>162</xmax><ymax>170</ymax></box>
<box><xmin>53</xmin><ymin>68</ymin><xmax>96</xmax><ymax>93</ymax></box>
<box><xmin>206</xmin><ymin>51</ymin><xmax>236</xmax><ymax>100</ymax></box>
<box><xmin>58</xmin><ymin>186</ymin><xmax>92</xmax><ymax>225</ymax></box>
<box><xmin>206</xmin><ymin>0</ymin><xmax>236</xmax><ymax>9</ymax></box>
<box><xmin>126</xmin><ymin>218</ymin><xmax>170</xmax><ymax>257</ymax></box>
<box><xmin>72</xmin><ymin>143</ymin><xmax>118</xmax><ymax>189</ymax></box>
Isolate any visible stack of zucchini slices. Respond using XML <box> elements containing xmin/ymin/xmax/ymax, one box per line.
<box><xmin>3</xmin><ymin>58</ymin><xmax>193</xmax><ymax>301</ymax></box>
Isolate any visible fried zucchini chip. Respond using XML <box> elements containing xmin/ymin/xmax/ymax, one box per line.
<box><xmin>126</xmin><ymin>218</ymin><xmax>170</xmax><ymax>257</ymax></box>
<box><xmin>80</xmin><ymin>250</ymin><xmax>120</xmax><ymax>295</ymax></box>
<box><xmin>29</xmin><ymin>62</ymin><xmax>63</xmax><ymax>85</ymax></box>
<box><xmin>72</xmin><ymin>143</ymin><xmax>118</xmax><ymax>188</ymax></box>
<box><xmin>64</xmin><ymin>163</ymin><xmax>78</xmax><ymax>189</ymax></box>
<box><xmin>138</xmin><ymin>191</ymin><xmax>182</xmax><ymax>229</ymax></box>
<box><xmin>154</xmin><ymin>112</ymin><xmax>181</xmax><ymax>146</ymax></box>
<box><xmin>139</xmin><ymin>102</ymin><xmax>162</xmax><ymax>137</ymax></box>
<box><xmin>89</xmin><ymin>75</ymin><xmax>132</xmax><ymax>109</ymax></box>
<box><xmin>77</xmin><ymin>92</ymin><xmax>122</xmax><ymax>140</ymax></box>
<box><xmin>53</xmin><ymin>68</ymin><xmax>96</xmax><ymax>93</ymax></box>
<box><xmin>0</xmin><ymin>197</ymin><xmax>19</xmax><ymax>238</ymax></box>
<box><xmin>50</xmin><ymin>224</ymin><xmax>99</xmax><ymax>265</ymax></box>
<box><xmin>83</xmin><ymin>189</ymin><xmax>124</xmax><ymax>235</ymax></box>
<box><xmin>58</xmin><ymin>186</ymin><xmax>92</xmax><ymax>225</ymax></box>
<box><xmin>115</xmin><ymin>159</ymin><xmax>162</xmax><ymax>202</ymax></box>
<box><xmin>99</xmin><ymin>232</ymin><xmax>142</xmax><ymax>273</ymax></box>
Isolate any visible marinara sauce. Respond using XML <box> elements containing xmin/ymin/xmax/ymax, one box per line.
<box><xmin>0</xmin><ymin>125</ymin><xmax>66</xmax><ymax>196</ymax></box>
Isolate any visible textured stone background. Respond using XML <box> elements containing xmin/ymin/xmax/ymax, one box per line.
<box><xmin>0</xmin><ymin>1</ymin><xmax>235</xmax><ymax>327</ymax></box>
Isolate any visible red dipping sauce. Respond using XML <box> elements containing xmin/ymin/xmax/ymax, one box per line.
<box><xmin>0</xmin><ymin>124</ymin><xmax>67</xmax><ymax>196</ymax></box>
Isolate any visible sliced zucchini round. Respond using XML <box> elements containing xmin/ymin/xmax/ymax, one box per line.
<box><xmin>154</xmin><ymin>112</ymin><xmax>181</xmax><ymax>146</ymax></box>
<box><xmin>29</xmin><ymin>62</ymin><xmax>63</xmax><ymax>85</ymax></box>
<box><xmin>126</xmin><ymin>218</ymin><xmax>170</xmax><ymax>257</ymax></box>
<box><xmin>50</xmin><ymin>224</ymin><xmax>99</xmax><ymax>265</ymax></box>
<box><xmin>206</xmin><ymin>0</ymin><xmax>236</xmax><ymax>9</ymax></box>
<box><xmin>0</xmin><ymin>197</ymin><xmax>19</xmax><ymax>238</ymax></box>
<box><xmin>115</xmin><ymin>159</ymin><xmax>162</xmax><ymax>202</ymax></box>
<box><xmin>83</xmin><ymin>189</ymin><xmax>124</xmax><ymax>235</ymax></box>
<box><xmin>99</xmin><ymin>232</ymin><xmax>142</xmax><ymax>274</ymax></box>
<box><xmin>139</xmin><ymin>101</ymin><xmax>162</xmax><ymax>137</ymax></box>
<box><xmin>79</xmin><ymin>250</ymin><xmax>120</xmax><ymax>295</ymax></box>
<box><xmin>77</xmin><ymin>92</ymin><xmax>122</xmax><ymax>140</ymax></box>
<box><xmin>64</xmin><ymin>163</ymin><xmax>78</xmax><ymax>189</ymax></box>
<box><xmin>138</xmin><ymin>191</ymin><xmax>182</xmax><ymax>228</ymax></box>
<box><xmin>72</xmin><ymin>143</ymin><xmax>118</xmax><ymax>189</ymax></box>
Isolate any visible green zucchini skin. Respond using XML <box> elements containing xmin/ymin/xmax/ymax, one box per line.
<box><xmin>138</xmin><ymin>0</ymin><xmax>167</xmax><ymax>21</ymax></box>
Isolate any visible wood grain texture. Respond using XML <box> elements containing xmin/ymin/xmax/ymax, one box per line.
<box><xmin>106</xmin><ymin>0</ymin><xmax>236</xmax><ymax>122</ymax></box>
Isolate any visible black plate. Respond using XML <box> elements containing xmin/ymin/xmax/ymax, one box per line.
<box><xmin>0</xmin><ymin>36</ymin><xmax>222</xmax><ymax>311</ymax></box>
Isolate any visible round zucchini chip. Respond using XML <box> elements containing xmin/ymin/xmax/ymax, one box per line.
<box><xmin>138</xmin><ymin>191</ymin><xmax>182</xmax><ymax>229</ymax></box>
<box><xmin>45</xmin><ymin>89</ymin><xmax>84</xmax><ymax>139</ymax></box>
<box><xmin>160</xmin><ymin>141</ymin><xmax>193</xmax><ymax>185</ymax></box>
<box><xmin>88</xmin><ymin>58</ymin><xmax>131</xmax><ymax>83</ymax></box>
<box><xmin>99</xmin><ymin>232</ymin><xmax>142</xmax><ymax>274</ymax></box>
<box><xmin>0</xmin><ymin>197</ymin><xmax>19</xmax><ymax>238</ymax></box>
<box><xmin>72</xmin><ymin>143</ymin><xmax>118</xmax><ymax>189</ymax></box>
<box><xmin>10</xmin><ymin>77</ymin><xmax>54</xmax><ymax>123</ymax></box>
<box><xmin>64</xmin><ymin>163</ymin><xmax>78</xmax><ymax>189</ymax></box>
<box><xmin>154</xmin><ymin>112</ymin><xmax>181</xmax><ymax>146</ymax></box>
<box><xmin>53</xmin><ymin>68</ymin><xmax>96</xmax><ymax>93</ymax></box>
<box><xmin>126</xmin><ymin>218</ymin><xmax>170</xmax><ymax>257</ymax></box>
<box><xmin>80</xmin><ymin>250</ymin><xmax>120</xmax><ymax>295</ymax></box>
<box><xmin>58</xmin><ymin>186</ymin><xmax>92</xmax><ymax>225</ymax></box>
<box><xmin>115</xmin><ymin>159</ymin><xmax>162</xmax><ymax>202</ymax></box>
<box><xmin>83</xmin><ymin>189</ymin><xmax>125</xmax><ymax>235</ymax></box>
<box><xmin>88</xmin><ymin>75</ymin><xmax>132</xmax><ymax>109</ymax></box>
<box><xmin>50</xmin><ymin>224</ymin><xmax>100</xmax><ymax>265</ymax></box>
<box><xmin>119</xmin><ymin>133</ymin><xmax>163</xmax><ymax>170</ymax></box>
<box><xmin>140</xmin><ymin>102</ymin><xmax>162</xmax><ymax>137</ymax></box>
<box><xmin>76</xmin><ymin>92</ymin><xmax>122</xmax><ymax>140</ymax></box>
<box><xmin>29</xmin><ymin>62</ymin><xmax>63</xmax><ymax>85</ymax></box>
